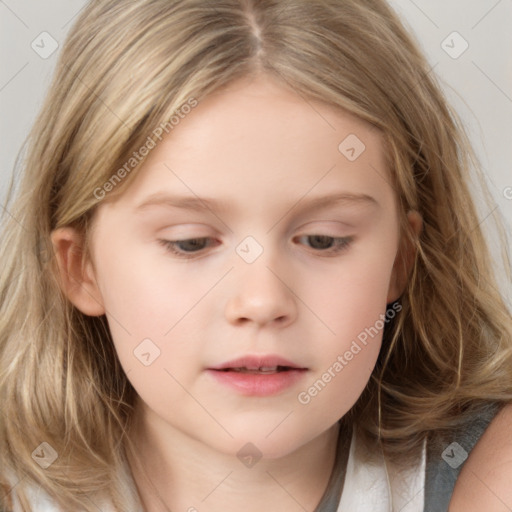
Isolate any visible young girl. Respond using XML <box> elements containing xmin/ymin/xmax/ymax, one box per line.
<box><xmin>1</xmin><ymin>1</ymin><xmax>512</xmax><ymax>511</ymax></box>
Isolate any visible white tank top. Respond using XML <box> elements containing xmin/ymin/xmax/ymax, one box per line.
<box><xmin>338</xmin><ymin>428</ymin><xmax>426</xmax><ymax>511</ymax></box>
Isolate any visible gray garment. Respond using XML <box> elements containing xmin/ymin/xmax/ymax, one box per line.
<box><xmin>423</xmin><ymin>401</ymin><xmax>502</xmax><ymax>511</ymax></box>
<box><xmin>315</xmin><ymin>402</ymin><xmax>502</xmax><ymax>512</ymax></box>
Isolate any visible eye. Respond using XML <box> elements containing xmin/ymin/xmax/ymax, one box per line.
<box><xmin>295</xmin><ymin>235</ymin><xmax>353</xmax><ymax>255</ymax></box>
<box><xmin>158</xmin><ymin>237</ymin><xmax>217</xmax><ymax>258</ymax></box>
<box><xmin>158</xmin><ymin>234</ymin><xmax>354</xmax><ymax>259</ymax></box>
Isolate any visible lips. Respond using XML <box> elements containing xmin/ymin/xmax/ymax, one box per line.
<box><xmin>208</xmin><ymin>355</ymin><xmax>307</xmax><ymax>373</ymax></box>
<box><xmin>206</xmin><ymin>355</ymin><xmax>308</xmax><ymax>396</ymax></box>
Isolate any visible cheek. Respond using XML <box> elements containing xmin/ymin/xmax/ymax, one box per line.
<box><xmin>296</xmin><ymin>339</ymin><xmax>380</xmax><ymax>429</ymax></box>
<box><xmin>295</xmin><ymin>290</ymin><xmax>386</xmax><ymax>427</ymax></box>
<box><xmin>294</xmin><ymin>247</ymin><xmax>396</xmax><ymax>418</ymax></box>
<box><xmin>94</xmin><ymin>235</ymin><xmax>206</xmax><ymax>332</ymax></box>
<box><xmin>312</xmin><ymin>249</ymin><xmax>396</xmax><ymax>338</ymax></box>
<box><xmin>92</xmin><ymin>241</ymin><xmax>204</xmax><ymax>381</ymax></box>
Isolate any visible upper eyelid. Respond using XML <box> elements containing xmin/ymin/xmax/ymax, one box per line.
<box><xmin>157</xmin><ymin>219</ymin><xmax>358</xmax><ymax>233</ymax></box>
<box><xmin>158</xmin><ymin>222</ymin><xmax>356</xmax><ymax>243</ymax></box>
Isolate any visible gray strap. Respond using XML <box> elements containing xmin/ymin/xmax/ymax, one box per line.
<box><xmin>423</xmin><ymin>402</ymin><xmax>502</xmax><ymax>512</ymax></box>
<box><xmin>314</xmin><ymin>422</ymin><xmax>352</xmax><ymax>512</ymax></box>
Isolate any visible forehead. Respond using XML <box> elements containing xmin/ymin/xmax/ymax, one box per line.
<box><xmin>163</xmin><ymin>74</ymin><xmax>382</xmax><ymax>161</ymax></box>
<box><xmin>105</xmin><ymin>74</ymin><xmax>395</xmax><ymax>217</ymax></box>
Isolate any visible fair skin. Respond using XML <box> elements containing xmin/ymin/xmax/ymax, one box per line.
<box><xmin>52</xmin><ymin>74</ymin><xmax>422</xmax><ymax>511</ymax></box>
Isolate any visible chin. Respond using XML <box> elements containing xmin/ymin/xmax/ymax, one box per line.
<box><xmin>207</xmin><ymin>426</ymin><xmax>318</xmax><ymax>462</ymax></box>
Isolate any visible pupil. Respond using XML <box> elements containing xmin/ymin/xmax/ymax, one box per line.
<box><xmin>181</xmin><ymin>238</ymin><xmax>205</xmax><ymax>251</ymax></box>
<box><xmin>309</xmin><ymin>235</ymin><xmax>332</xmax><ymax>249</ymax></box>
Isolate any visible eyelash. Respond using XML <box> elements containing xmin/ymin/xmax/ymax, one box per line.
<box><xmin>158</xmin><ymin>235</ymin><xmax>354</xmax><ymax>259</ymax></box>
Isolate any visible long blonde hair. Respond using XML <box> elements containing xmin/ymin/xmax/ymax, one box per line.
<box><xmin>2</xmin><ymin>0</ymin><xmax>512</xmax><ymax>510</ymax></box>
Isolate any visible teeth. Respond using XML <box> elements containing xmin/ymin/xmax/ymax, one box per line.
<box><xmin>230</xmin><ymin>366</ymin><xmax>281</xmax><ymax>373</ymax></box>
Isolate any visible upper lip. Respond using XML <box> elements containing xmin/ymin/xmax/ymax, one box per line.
<box><xmin>208</xmin><ymin>355</ymin><xmax>307</xmax><ymax>370</ymax></box>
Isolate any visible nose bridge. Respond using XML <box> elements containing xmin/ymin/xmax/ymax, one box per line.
<box><xmin>224</xmin><ymin>235</ymin><xmax>297</xmax><ymax>327</ymax></box>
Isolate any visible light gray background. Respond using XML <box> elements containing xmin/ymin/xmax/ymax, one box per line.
<box><xmin>1</xmin><ymin>0</ymin><xmax>511</xmax><ymax>300</ymax></box>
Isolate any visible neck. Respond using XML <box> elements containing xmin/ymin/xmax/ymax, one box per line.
<box><xmin>125</xmin><ymin>403</ymin><xmax>342</xmax><ymax>512</ymax></box>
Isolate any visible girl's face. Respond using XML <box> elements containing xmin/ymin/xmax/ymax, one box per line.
<box><xmin>74</xmin><ymin>75</ymin><xmax>408</xmax><ymax>458</ymax></box>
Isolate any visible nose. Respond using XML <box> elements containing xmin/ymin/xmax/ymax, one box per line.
<box><xmin>224</xmin><ymin>257</ymin><xmax>298</xmax><ymax>328</ymax></box>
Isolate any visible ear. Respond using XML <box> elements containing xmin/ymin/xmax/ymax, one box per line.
<box><xmin>50</xmin><ymin>226</ymin><xmax>105</xmax><ymax>316</ymax></box>
<box><xmin>387</xmin><ymin>210</ymin><xmax>423</xmax><ymax>303</ymax></box>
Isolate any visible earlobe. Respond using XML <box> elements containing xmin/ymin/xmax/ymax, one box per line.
<box><xmin>386</xmin><ymin>210</ymin><xmax>423</xmax><ymax>303</ymax></box>
<box><xmin>50</xmin><ymin>227</ymin><xmax>105</xmax><ymax>316</ymax></box>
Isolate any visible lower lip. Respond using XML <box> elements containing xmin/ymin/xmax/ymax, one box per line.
<box><xmin>206</xmin><ymin>369</ymin><xmax>307</xmax><ymax>396</ymax></box>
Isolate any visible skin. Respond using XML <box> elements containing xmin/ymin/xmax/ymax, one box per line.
<box><xmin>52</xmin><ymin>73</ymin><xmax>422</xmax><ymax>511</ymax></box>
<box><xmin>449</xmin><ymin>401</ymin><xmax>512</xmax><ymax>511</ymax></box>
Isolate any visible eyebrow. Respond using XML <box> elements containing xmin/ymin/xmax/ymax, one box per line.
<box><xmin>134</xmin><ymin>191</ymin><xmax>380</xmax><ymax>214</ymax></box>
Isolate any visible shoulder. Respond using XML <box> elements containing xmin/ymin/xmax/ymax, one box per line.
<box><xmin>449</xmin><ymin>401</ymin><xmax>512</xmax><ymax>511</ymax></box>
